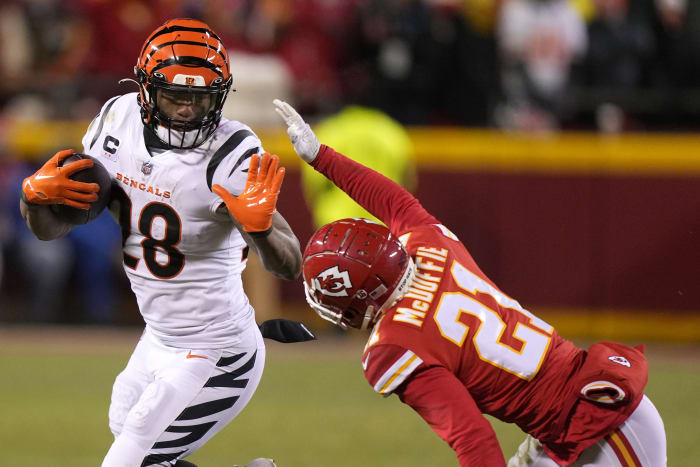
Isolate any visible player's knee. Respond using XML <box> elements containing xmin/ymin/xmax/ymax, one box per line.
<box><xmin>124</xmin><ymin>381</ymin><xmax>165</xmax><ymax>431</ymax></box>
<box><xmin>108</xmin><ymin>372</ymin><xmax>143</xmax><ymax>436</ymax></box>
<box><xmin>122</xmin><ymin>379</ymin><xmax>180</xmax><ymax>440</ymax></box>
<box><xmin>624</xmin><ymin>395</ymin><xmax>667</xmax><ymax>466</ymax></box>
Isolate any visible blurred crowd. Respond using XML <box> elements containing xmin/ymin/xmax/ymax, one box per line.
<box><xmin>2</xmin><ymin>0</ymin><xmax>700</xmax><ymax>325</ymax></box>
<box><xmin>2</xmin><ymin>0</ymin><xmax>700</xmax><ymax>131</ymax></box>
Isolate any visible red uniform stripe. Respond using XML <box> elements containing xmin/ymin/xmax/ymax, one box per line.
<box><xmin>616</xmin><ymin>428</ymin><xmax>643</xmax><ymax>466</ymax></box>
<box><xmin>605</xmin><ymin>428</ymin><xmax>641</xmax><ymax>466</ymax></box>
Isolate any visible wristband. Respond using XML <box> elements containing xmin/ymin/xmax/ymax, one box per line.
<box><xmin>247</xmin><ymin>227</ymin><xmax>273</xmax><ymax>238</ymax></box>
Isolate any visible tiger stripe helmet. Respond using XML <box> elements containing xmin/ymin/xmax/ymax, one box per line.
<box><xmin>135</xmin><ymin>18</ymin><xmax>233</xmax><ymax>149</ymax></box>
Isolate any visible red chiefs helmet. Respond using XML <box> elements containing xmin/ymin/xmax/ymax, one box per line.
<box><xmin>302</xmin><ymin>218</ymin><xmax>415</xmax><ymax>330</ymax></box>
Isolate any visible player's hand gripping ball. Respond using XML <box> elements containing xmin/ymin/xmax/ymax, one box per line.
<box><xmin>50</xmin><ymin>154</ymin><xmax>112</xmax><ymax>225</ymax></box>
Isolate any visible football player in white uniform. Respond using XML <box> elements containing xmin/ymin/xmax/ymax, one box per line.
<box><xmin>19</xmin><ymin>19</ymin><xmax>305</xmax><ymax>467</ymax></box>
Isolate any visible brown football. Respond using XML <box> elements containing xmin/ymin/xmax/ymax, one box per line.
<box><xmin>50</xmin><ymin>153</ymin><xmax>112</xmax><ymax>225</ymax></box>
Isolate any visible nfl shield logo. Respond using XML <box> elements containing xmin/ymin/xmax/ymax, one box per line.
<box><xmin>141</xmin><ymin>162</ymin><xmax>153</xmax><ymax>175</ymax></box>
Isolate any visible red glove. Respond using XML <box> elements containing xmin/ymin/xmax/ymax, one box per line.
<box><xmin>22</xmin><ymin>149</ymin><xmax>99</xmax><ymax>210</ymax></box>
<box><xmin>213</xmin><ymin>152</ymin><xmax>285</xmax><ymax>233</ymax></box>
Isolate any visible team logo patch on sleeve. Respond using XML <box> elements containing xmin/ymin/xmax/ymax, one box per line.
<box><xmin>580</xmin><ymin>380</ymin><xmax>626</xmax><ymax>404</ymax></box>
<box><xmin>313</xmin><ymin>266</ymin><xmax>353</xmax><ymax>297</ymax></box>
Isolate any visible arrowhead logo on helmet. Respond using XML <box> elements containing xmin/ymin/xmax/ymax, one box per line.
<box><xmin>302</xmin><ymin>218</ymin><xmax>416</xmax><ymax>330</ymax></box>
<box><xmin>313</xmin><ymin>266</ymin><xmax>353</xmax><ymax>297</ymax></box>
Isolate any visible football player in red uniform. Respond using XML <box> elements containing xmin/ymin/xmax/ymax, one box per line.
<box><xmin>274</xmin><ymin>99</ymin><xmax>667</xmax><ymax>466</ymax></box>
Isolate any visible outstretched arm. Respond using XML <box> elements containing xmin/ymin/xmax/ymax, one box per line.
<box><xmin>237</xmin><ymin>211</ymin><xmax>301</xmax><ymax>281</ymax></box>
<box><xmin>396</xmin><ymin>366</ymin><xmax>507</xmax><ymax>467</ymax></box>
<box><xmin>273</xmin><ymin>99</ymin><xmax>437</xmax><ymax>233</ymax></box>
<box><xmin>213</xmin><ymin>152</ymin><xmax>301</xmax><ymax>280</ymax></box>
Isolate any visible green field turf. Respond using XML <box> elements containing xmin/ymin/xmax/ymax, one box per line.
<box><xmin>0</xmin><ymin>328</ymin><xmax>696</xmax><ymax>466</ymax></box>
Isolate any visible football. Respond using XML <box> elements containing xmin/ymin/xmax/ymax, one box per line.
<box><xmin>50</xmin><ymin>153</ymin><xmax>112</xmax><ymax>225</ymax></box>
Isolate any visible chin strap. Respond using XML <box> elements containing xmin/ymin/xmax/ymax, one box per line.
<box><xmin>143</xmin><ymin>126</ymin><xmax>170</xmax><ymax>150</ymax></box>
<box><xmin>118</xmin><ymin>78</ymin><xmax>140</xmax><ymax>88</ymax></box>
<box><xmin>304</xmin><ymin>281</ymin><xmax>347</xmax><ymax>329</ymax></box>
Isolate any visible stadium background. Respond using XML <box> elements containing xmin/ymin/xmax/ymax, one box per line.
<box><xmin>0</xmin><ymin>0</ymin><xmax>698</xmax><ymax>465</ymax></box>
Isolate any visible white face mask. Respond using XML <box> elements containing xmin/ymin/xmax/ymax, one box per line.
<box><xmin>155</xmin><ymin>123</ymin><xmax>207</xmax><ymax>149</ymax></box>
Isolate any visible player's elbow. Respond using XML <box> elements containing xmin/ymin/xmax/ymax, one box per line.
<box><xmin>255</xmin><ymin>240</ymin><xmax>301</xmax><ymax>280</ymax></box>
<box><xmin>270</xmin><ymin>251</ymin><xmax>302</xmax><ymax>281</ymax></box>
<box><xmin>252</xmin><ymin>223</ymin><xmax>302</xmax><ymax>280</ymax></box>
<box><xmin>275</xmin><ymin>235</ymin><xmax>302</xmax><ymax>280</ymax></box>
<box><xmin>273</xmin><ymin>269</ymin><xmax>299</xmax><ymax>281</ymax></box>
<box><xmin>288</xmin><ymin>261</ymin><xmax>302</xmax><ymax>280</ymax></box>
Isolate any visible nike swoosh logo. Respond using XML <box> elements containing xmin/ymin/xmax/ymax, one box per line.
<box><xmin>362</xmin><ymin>352</ymin><xmax>370</xmax><ymax>371</ymax></box>
<box><xmin>34</xmin><ymin>174</ymin><xmax>53</xmax><ymax>180</ymax></box>
<box><xmin>186</xmin><ymin>350</ymin><xmax>208</xmax><ymax>360</ymax></box>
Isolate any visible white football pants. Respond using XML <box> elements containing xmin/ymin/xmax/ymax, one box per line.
<box><xmin>508</xmin><ymin>395</ymin><xmax>667</xmax><ymax>467</ymax></box>
<box><xmin>101</xmin><ymin>326</ymin><xmax>265</xmax><ymax>467</ymax></box>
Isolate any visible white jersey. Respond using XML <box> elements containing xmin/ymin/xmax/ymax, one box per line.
<box><xmin>82</xmin><ymin>93</ymin><xmax>262</xmax><ymax>349</ymax></box>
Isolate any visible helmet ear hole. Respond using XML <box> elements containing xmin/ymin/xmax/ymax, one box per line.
<box><xmin>302</xmin><ymin>218</ymin><xmax>413</xmax><ymax>330</ymax></box>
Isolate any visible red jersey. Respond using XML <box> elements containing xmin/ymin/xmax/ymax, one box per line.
<box><xmin>311</xmin><ymin>146</ymin><xmax>645</xmax><ymax>466</ymax></box>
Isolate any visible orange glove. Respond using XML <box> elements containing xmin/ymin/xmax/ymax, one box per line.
<box><xmin>213</xmin><ymin>152</ymin><xmax>285</xmax><ymax>234</ymax></box>
<box><xmin>22</xmin><ymin>149</ymin><xmax>99</xmax><ymax>210</ymax></box>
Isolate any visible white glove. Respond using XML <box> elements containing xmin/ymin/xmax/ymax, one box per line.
<box><xmin>506</xmin><ymin>435</ymin><xmax>543</xmax><ymax>467</ymax></box>
<box><xmin>273</xmin><ymin>99</ymin><xmax>321</xmax><ymax>163</ymax></box>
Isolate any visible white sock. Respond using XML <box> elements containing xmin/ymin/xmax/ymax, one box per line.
<box><xmin>101</xmin><ymin>435</ymin><xmax>148</xmax><ymax>467</ymax></box>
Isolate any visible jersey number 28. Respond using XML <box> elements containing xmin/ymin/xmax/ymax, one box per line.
<box><xmin>117</xmin><ymin>194</ymin><xmax>185</xmax><ymax>279</ymax></box>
